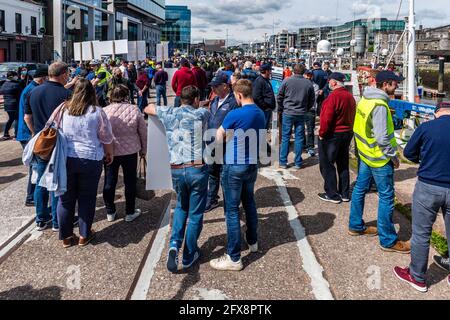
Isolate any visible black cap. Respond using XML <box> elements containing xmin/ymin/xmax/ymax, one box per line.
<box><xmin>260</xmin><ymin>63</ymin><xmax>273</xmax><ymax>72</ymax></box>
<box><xmin>376</xmin><ymin>70</ymin><xmax>405</xmax><ymax>83</ymax></box>
<box><xmin>209</xmin><ymin>72</ymin><xmax>228</xmax><ymax>86</ymax></box>
<box><xmin>313</xmin><ymin>61</ymin><xmax>322</xmax><ymax>68</ymax></box>
<box><xmin>435</xmin><ymin>102</ymin><xmax>450</xmax><ymax>113</ymax></box>
<box><xmin>33</xmin><ymin>65</ymin><xmax>49</xmax><ymax>78</ymax></box>
<box><xmin>328</xmin><ymin>72</ymin><xmax>346</xmax><ymax>82</ymax></box>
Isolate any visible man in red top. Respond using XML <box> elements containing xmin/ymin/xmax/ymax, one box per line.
<box><xmin>191</xmin><ymin>60</ymin><xmax>208</xmax><ymax>101</ymax></box>
<box><xmin>318</xmin><ymin>72</ymin><xmax>356</xmax><ymax>204</ymax></box>
<box><xmin>172</xmin><ymin>58</ymin><xmax>198</xmax><ymax>107</ymax></box>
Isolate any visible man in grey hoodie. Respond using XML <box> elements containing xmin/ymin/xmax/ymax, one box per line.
<box><xmin>349</xmin><ymin>71</ymin><xmax>410</xmax><ymax>254</ymax></box>
<box><xmin>277</xmin><ymin>64</ymin><xmax>315</xmax><ymax>169</ymax></box>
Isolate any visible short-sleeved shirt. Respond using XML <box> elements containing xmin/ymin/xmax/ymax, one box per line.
<box><xmin>25</xmin><ymin>81</ymin><xmax>71</xmax><ymax>133</ymax></box>
<box><xmin>222</xmin><ymin>104</ymin><xmax>266</xmax><ymax>165</ymax></box>
<box><xmin>157</xmin><ymin>105</ymin><xmax>210</xmax><ymax>165</ymax></box>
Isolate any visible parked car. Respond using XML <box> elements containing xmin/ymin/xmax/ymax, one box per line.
<box><xmin>0</xmin><ymin>62</ymin><xmax>38</xmax><ymax>86</ymax></box>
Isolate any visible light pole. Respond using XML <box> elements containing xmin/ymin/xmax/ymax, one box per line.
<box><xmin>407</xmin><ymin>0</ymin><xmax>416</xmax><ymax>102</ymax></box>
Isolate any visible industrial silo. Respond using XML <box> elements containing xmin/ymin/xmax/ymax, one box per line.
<box><xmin>354</xmin><ymin>26</ymin><xmax>367</xmax><ymax>55</ymax></box>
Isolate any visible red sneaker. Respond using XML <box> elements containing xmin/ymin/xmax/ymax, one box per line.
<box><xmin>393</xmin><ymin>266</ymin><xmax>428</xmax><ymax>293</ymax></box>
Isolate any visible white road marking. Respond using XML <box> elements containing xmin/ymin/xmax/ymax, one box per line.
<box><xmin>265</xmin><ymin>168</ymin><xmax>334</xmax><ymax>300</ymax></box>
<box><xmin>193</xmin><ymin>288</ymin><xmax>229</xmax><ymax>300</ymax></box>
<box><xmin>131</xmin><ymin>200</ymin><xmax>173</xmax><ymax>300</ymax></box>
<box><xmin>0</xmin><ymin>222</ymin><xmax>35</xmax><ymax>261</ymax></box>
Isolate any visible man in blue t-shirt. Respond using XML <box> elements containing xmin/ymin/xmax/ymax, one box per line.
<box><xmin>209</xmin><ymin>79</ymin><xmax>265</xmax><ymax>272</ymax></box>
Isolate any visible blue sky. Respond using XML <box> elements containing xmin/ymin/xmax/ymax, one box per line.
<box><xmin>167</xmin><ymin>0</ymin><xmax>450</xmax><ymax>44</ymax></box>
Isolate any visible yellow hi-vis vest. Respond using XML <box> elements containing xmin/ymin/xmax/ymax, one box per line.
<box><xmin>353</xmin><ymin>97</ymin><xmax>398</xmax><ymax>168</ymax></box>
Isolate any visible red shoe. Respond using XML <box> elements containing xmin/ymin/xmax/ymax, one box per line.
<box><xmin>393</xmin><ymin>266</ymin><xmax>428</xmax><ymax>293</ymax></box>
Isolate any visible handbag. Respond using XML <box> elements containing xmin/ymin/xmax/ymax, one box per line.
<box><xmin>33</xmin><ymin>104</ymin><xmax>65</xmax><ymax>161</ymax></box>
<box><xmin>136</xmin><ymin>156</ymin><xmax>155</xmax><ymax>201</ymax></box>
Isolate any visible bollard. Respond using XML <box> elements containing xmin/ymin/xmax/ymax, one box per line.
<box><xmin>438</xmin><ymin>56</ymin><xmax>445</xmax><ymax>94</ymax></box>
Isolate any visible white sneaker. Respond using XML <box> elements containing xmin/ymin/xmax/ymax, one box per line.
<box><xmin>210</xmin><ymin>254</ymin><xmax>243</xmax><ymax>271</ymax></box>
<box><xmin>107</xmin><ymin>212</ymin><xmax>117</xmax><ymax>222</ymax></box>
<box><xmin>125</xmin><ymin>209</ymin><xmax>141</xmax><ymax>222</ymax></box>
<box><xmin>245</xmin><ymin>235</ymin><xmax>258</xmax><ymax>253</ymax></box>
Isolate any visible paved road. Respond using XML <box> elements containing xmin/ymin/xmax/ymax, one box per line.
<box><xmin>0</xmin><ymin>94</ymin><xmax>449</xmax><ymax>300</ymax></box>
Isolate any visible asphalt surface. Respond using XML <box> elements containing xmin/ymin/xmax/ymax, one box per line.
<box><xmin>0</xmin><ymin>93</ymin><xmax>449</xmax><ymax>300</ymax></box>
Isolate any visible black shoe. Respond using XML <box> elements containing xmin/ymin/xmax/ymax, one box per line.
<box><xmin>205</xmin><ymin>201</ymin><xmax>220</xmax><ymax>213</ymax></box>
<box><xmin>167</xmin><ymin>247</ymin><xmax>179</xmax><ymax>273</ymax></box>
<box><xmin>338</xmin><ymin>194</ymin><xmax>351</xmax><ymax>202</ymax></box>
<box><xmin>433</xmin><ymin>256</ymin><xmax>450</xmax><ymax>272</ymax></box>
<box><xmin>37</xmin><ymin>220</ymin><xmax>51</xmax><ymax>231</ymax></box>
<box><xmin>25</xmin><ymin>201</ymin><xmax>35</xmax><ymax>207</ymax></box>
<box><xmin>318</xmin><ymin>193</ymin><xmax>342</xmax><ymax>204</ymax></box>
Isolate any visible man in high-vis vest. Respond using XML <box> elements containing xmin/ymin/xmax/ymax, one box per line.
<box><xmin>349</xmin><ymin>71</ymin><xmax>411</xmax><ymax>254</ymax></box>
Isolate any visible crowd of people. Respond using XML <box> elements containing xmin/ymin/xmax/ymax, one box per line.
<box><xmin>0</xmin><ymin>53</ymin><xmax>448</xmax><ymax>293</ymax></box>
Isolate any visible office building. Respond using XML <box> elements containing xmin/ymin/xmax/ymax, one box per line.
<box><xmin>161</xmin><ymin>5</ymin><xmax>191</xmax><ymax>53</ymax></box>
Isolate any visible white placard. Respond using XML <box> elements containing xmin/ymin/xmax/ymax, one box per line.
<box><xmin>127</xmin><ymin>41</ymin><xmax>146</xmax><ymax>61</ymax></box>
<box><xmin>157</xmin><ymin>42</ymin><xmax>169</xmax><ymax>62</ymax></box>
<box><xmin>81</xmin><ymin>41</ymin><xmax>94</xmax><ymax>61</ymax></box>
<box><xmin>73</xmin><ymin>42</ymin><xmax>82</xmax><ymax>61</ymax></box>
<box><xmin>93</xmin><ymin>40</ymin><xmax>114</xmax><ymax>59</ymax></box>
<box><xmin>114</xmin><ymin>39</ymin><xmax>129</xmax><ymax>55</ymax></box>
<box><xmin>146</xmin><ymin>116</ymin><xmax>173</xmax><ymax>191</ymax></box>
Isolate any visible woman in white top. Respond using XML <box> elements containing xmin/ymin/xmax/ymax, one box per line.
<box><xmin>54</xmin><ymin>78</ymin><xmax>114</xmax><ymax>248</ymax></box>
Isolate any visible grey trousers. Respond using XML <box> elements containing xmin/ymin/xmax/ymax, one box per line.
<box><xmin>410</xmin><ymin>180</ymin><xmax>450</xmax><ymax>283</ymax></box>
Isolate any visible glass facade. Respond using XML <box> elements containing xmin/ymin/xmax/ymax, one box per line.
<box><xmin>161</xmin><ymin>5</ymin><xmax>191</xmax><ymax>53</ymax></box>
<box><xmin>128</xmin><ymin>0</ymin><xmax>165</xmax><ymax>20</ymax></box>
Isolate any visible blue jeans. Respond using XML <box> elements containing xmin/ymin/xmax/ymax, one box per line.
<box><xmin>222</xmin><ymin>164</ymin><xmax>258</xmax><ymax>262</ymax></box>
<box><xmin>174</xmin><ymin>96</ymin><xmax>181</xmax><ymax>108</ymax></box>
<box><xmin>410</xmin><ymin>180</ymin><xmax>450</xmax><ymax>283</ymax></box>
<box><xmin>170</xmin><ymin>166</ymin><xmax>209</xmax><ymax>264</ymax></box>
<box><xmin>34</xmin><ymin>157</ymin><xmax>58</xmax><ymax>227</ymax></box>
<box><xmin>137</xmin><ymin>91</ymin><xmax>148</xmax><ymax>112</ymax></box>
<box><xmin>207</xmin><ymin>163</ymin><xmax>222</xmax><ymax>206</ymax></box>
<box><xmin>156</xmin><ymin>85</ymin><xmax>168</xmax><ymax>106</ymax></box>
<box><xmin>349</xmin><ymin>161</ymin><xmax>398</xmax><ymax>248</ymax></box>
<box><xmin>58</xmin><ymin>158</ymin><xmax>103</xmax><ymax>240</ymax></box>
<box><xmin>304</xmin><ymin>111</ymin><xmax>316</xmax><ymax>151</ymax></box>
<box><xmin>263</xmin><ymin>110</ymin><xmax>272</xmax><ymax>130</ymax></box>
<box><xmin>280</xmin><ymin>114</ymin><xmax>306</xmax><ymax>167</ymax></box>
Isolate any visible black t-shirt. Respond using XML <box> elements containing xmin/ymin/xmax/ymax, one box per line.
<box><xmin>25</xmin><ymin>81</ymin><xmax>71</xmax><ymax>133</ymax></box>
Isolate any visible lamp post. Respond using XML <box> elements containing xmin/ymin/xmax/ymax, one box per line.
<box><xmin>407</xmin><ymin>0</ymin><xmax>416</xmax><ymax>102</ymax></box>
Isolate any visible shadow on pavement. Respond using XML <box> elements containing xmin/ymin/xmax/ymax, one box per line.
<box><xmin>91</xmin><ymin>193</ymin><xmax>172</xmax><ymax>249</ymax></box>
<box><xmin>0</xmin><ymin>285</ymin><xmax>62</xmax><ymax>300</ymax></box>
<box><xmin>0</xmin><ymin>173</ymin><xmax>26</xmax><ymax>185</ymax></box>
<box><xmin>168</xmin><ymin>208</ymin><xmax>336</xmax><ymax>299</ymax></box>
<box><xmin>255</xmin><ymin>186</ymin><xmax>305</xmax><ymax>208</ymax></box>
<box><xmin>394</xmin><ymin>167</ymin><xmax>418</xmax><ymax>183</ymax></box>
<box><xmin>0</xmin><ymin>157</ymin><xmax>23</xmax><ymax>168</ymax></box>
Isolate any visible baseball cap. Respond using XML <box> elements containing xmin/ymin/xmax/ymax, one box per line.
<box><xmin>435</xmin><ymin>101</ymin><xmax>450</xmax><ymax>113</ymax></box>
<box><xmin>260</xmin><ymin>63</ymin><xmax>273</xmax><ymax>72</ymax></box>
<box><xmin>304</xmin><ymin>69</ymin><xmax>314</xmax><ymax>76</ymax></box>
<box><xmin>33</xmin><ymin>65</ymin><xmax>49</xmax><ymax>78</ymax></box>
<box><xmin>328</xmin><ymin>72</ymin><xmax>346</xmax><ymax>82</ymax></box>
<box><xmin>376</xmin><ymin>70</ymin><xmax>405</xmax><ymax>83</ymax></box>
<box><xmin>209</xmin><ymin>72</ymin><xmax>229</xmax><ymax>86</ymax></box>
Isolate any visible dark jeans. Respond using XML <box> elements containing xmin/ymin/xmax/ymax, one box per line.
<box><xmin>20</xmin><ymin>141</ymin><xmax>35</xmax><ymax>203</ymax></box>
<box><xmin>156</xmin><ymin>85</ymin><xmax>168</xmax><ymax>106</ymax></box>
<box><xmin>318</xmin><ymin>132</ymin><xmax>353</xmax><ymax>200</ymax></box>
<box><xmin>137</xmin><ymin>91</ymin><xmax>148</xmax><ymax>112</ymax></box>
<box><xmin>129</xmin><ymin>83</ymin><xmax>136</xmax><ymax>104</ymax></box>
<box><xmin>304</xmin><ymin>111</ymin><xmax>316</xmax><ymax>151</ymax></box>
<box><xmin>222</xmin><ymin>164</ymin><xmax>258</xmax><ymax>262</ymax></box>
<box><xmin>57</xmin><ymin>157</ymin><xmax>103</xmax><ymax>240</ymax></box>
<box><xmin>4</xmin><ymin>111</ymin><xmax>18</xmax><ymax>137</ymax></box>
<box><xmin>410</xmin><ymin>180</ymin><xmax>450</xmax><ymax>283</ymax></box>
<box><xmin>207</xmin><ymin>163</ymin><xmax>222</xmax><ymax>206</ymax></box>
<box><xmin>103</xmin><ymin>153</ymin><xmax>138</xmax><ymax>216</ymax></box>
<box><xmin>34</xmin><ymin>157</ymin><xmax>58</xmax><ymax>227</ymax></box>
<box><xmin>264</xmin><ymin>110</ymin><xmax>273</xmax><ymax>130</ymax></box>
<box><xmin>170</xmin><ymin>166</ymin><xmax>209</xmax><ymax>264</ymax></box>
<box><xmin>280</xmin><ymin>114</ymin><xmax>306</xmax><ymax>167</ymax></box>
<box><xmin>174</xmin><ymin>96</ymin><xmax>181</xmax><ymax>108</ymax></box>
